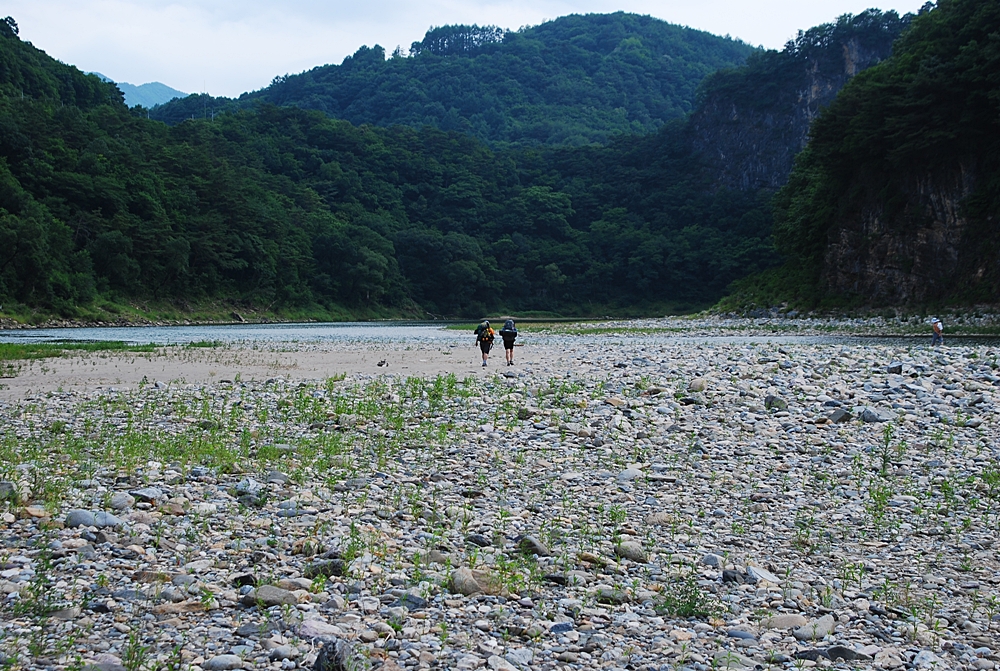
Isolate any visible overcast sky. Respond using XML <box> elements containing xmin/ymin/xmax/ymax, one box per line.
<box><xmin>8</xmin><ymin>0</ymin><xmax>930</xmax><ymax>98</ymax></box>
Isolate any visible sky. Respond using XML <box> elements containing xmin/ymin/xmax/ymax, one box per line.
<box><xmin>7</xmin><ymin>0</ymin><xmax>931</xmax><ymax>98</ymax></box>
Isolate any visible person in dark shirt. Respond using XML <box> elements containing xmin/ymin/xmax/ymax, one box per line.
<box><xmin>499</xmin><ymin>319</ymin><xmax>518</xmax><ymax>366</ymax></box>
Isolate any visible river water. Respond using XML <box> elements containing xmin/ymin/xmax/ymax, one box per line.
<box><xmin>0</xmin><ymin>322</ymin><xmax>997</xmax><ymax>348</ymax></box>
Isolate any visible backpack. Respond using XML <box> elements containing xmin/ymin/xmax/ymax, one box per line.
<box><xmin>475</xmin><ymin>322</ymin><xmax>494</xmax><ymax>343</ymax></box>
<box><xmin>500</xmin><ymin>320</ymin><xmax>517</xmax><ymax>342</ymax></box>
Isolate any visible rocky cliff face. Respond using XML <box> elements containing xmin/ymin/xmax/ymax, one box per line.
<box><xmin>689</xmin><ymin>12</ymin><xmax>907</xmax><ymax>191</ymax></box>
<box><xmin>821</xmin><ymin>162</ymin><xmax>997</xmax><ymax>303</ymax></box>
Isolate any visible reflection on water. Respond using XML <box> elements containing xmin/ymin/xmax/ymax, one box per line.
<box><xmin>0</xmin><ymin>322</ymin><xmax>468</xmax><ymax>345</ymax></box>
<box><xmin>0</xmin><ymin>322</ymin><xmax>997</xmax><ymax>348</ymax></box>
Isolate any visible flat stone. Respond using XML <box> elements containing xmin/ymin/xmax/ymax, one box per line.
<box><xmin>65</xmin><ymin>510</ymin><xmax>124</xmax><ymax>529</ymax></box>
<box><xmin>793</xmin><ymin>614</ymin><xmax>836</xmax><ymax>641</ymax></box>
<box><xmin>129</xmin><ymin>487</ymin><xmax>164</xmax><ymax>503</ymax></box>
<box><xmin>202</xmin><ymin>654</ymin><xmax>244</xmax><ymax>670</ymax></box>
<box><xmin>505</xmin><ymin>648</ymin><xmax>533</xmax><ymax>667</ymax></box>
<box><xmin>761</xmin><ymin>613</ymin><xmax>807</xmax><ymax>629</ymax></box>
<box><xmin>828</xmin><ymin>408</ymin><xmax>852</xmax><ymax>423</ymax></box>
<box><xmin>487</xmin><ymin>655</ymin><xmax>517</xmax><ymax>671</ymax></box>
<box><xmin>617</xmin><ymin>467</ymin><xmax>643</xmax><ymax>481</ymax></box>
<box><xmin>109</xmin><ymin>492</ymin><xmax>135</xmax><ymax>510</ymax></box>
<box><xmin>860</xmin><ymin>406</ymin><xmax>891</xmax><ymax>423</ymax></box>
<box><xmin>826</xmin><ymin>645</ymin><xmax>871</xmax><ymax>661</ymax></box>
<box><xmin>746</xmin><ymin>565</ymin><xmax>781</xmax><ymax>584</ymax></box>
<box><xmin>298</xmin><ymin>619</ymin><xmax>342</xmax><ymax>639</ymax></box>
<box><xmin>244</xmin><ymin>584</ymin><xmax>298</xmax><ymax>607</ymax></box>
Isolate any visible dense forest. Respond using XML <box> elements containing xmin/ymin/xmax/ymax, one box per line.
<box><xmin>734</xmin><ymin>0</ymin><xmax>1000</xmax><ymax>309</ymax></box>
<box><xmin>3</xmin><ymin>4</ymin><xmax>983</xmax><ymax>320</ymax></box>
<box><xmin>0</xmin><ymin>12</ymin><xmax>769</xmax><ymax>319</ymax></box>
<box><xmin>150</xmin><ymin>14</ymin><xmax>754</xmax><ymax>146</ymax></box>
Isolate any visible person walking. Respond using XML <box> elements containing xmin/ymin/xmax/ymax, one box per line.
<box><xmin>474</xmin><ymin>320</ymin><xmax>495</xmax><ymax>367</ymax></box>
<box><xmin>499</xmin><ymin>319</ymin><xmax>518</xmax><ymax>366</ymax></box>
<box><xmin>931</xmin><ymin>318</ymin><xmax>944</xmax><ymax>346</ymax></box>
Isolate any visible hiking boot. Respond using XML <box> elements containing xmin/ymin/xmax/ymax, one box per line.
<box><xmin>482</xmin><ymin>361</ymin><xmax>487</xmax><ymax>367</ymax></box>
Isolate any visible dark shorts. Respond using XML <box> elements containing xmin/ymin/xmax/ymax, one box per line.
<box><xmin>480</xmin><ymin>341</ymin><xmax>492</xmax><ymax>353</ymax></box>
<box><xmin>503</xmin><ymin>340</ymin><xmax>515</xmax><ymax>350</ymax></box>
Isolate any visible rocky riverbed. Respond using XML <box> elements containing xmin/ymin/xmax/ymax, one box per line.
<box><xmin>0</xmin><ymin>330</ymin><xmax>998</xmax><ymax>671</ymax></box>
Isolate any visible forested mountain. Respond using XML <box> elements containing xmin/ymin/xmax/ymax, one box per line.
<box><xmin>737</xmin><ymin>0</ymin><xmax>1000</xmax><ymax>309</ymax></box>
<box><xmin>0</xmin><ymin>5</ymin><xmax>955</xmax><ymax>321</ymax></box>
<box><xmin>150</xmin><ymin>13</ymin><xmax>754</xmax><ymax>146</ymax></box>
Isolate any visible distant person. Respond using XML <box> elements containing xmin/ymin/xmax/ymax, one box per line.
<box><xmin>474</xmin><ymin>320</ymin><xmax>494</xmax><ymax>367</ymax></box>
<box><xmin>931</xmin><ymin>318</ymin><xmax>944</xmax><ymax>346</ymax></box>
<box><xmin>499</xmin><ymin>319</ymin><xmax>518</xmax><ymax>366</ymax></box>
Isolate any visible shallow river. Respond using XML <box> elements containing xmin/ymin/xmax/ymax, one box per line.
<box><xmin>0</xmin><ymin>321</ymin><xmax>998</xmax><ymax>348</ymax></box>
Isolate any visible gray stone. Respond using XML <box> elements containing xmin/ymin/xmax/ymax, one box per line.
<box><xmin>266</xmin><ymin>470</ymin><xmax>290</xmax><ymax>484</ymax></box>
<box><xmin>129</xmin><ymin>487</ymin><xmax>163</xmax><ymax>503</ymax></box>
<box><xmin>826</xmin><ymin>645</ymin><xmax>871</xmax><ymax>662</ymax></box>
<box><xmin>761</xmin><ymin>613</ymin><xmax>807</xmax><ymax>629</ymax></box>
<box><xmin>616</xmin><ymin>467</ymin><xmax>643</xmax><ymax>482</ymax></box>
<box><xmin>712</xmin><ymin>650</ymin><xmax>755</xmax><ymax>669</ymax></box>
<box><xmin>828</xmin><ymin>408</ymin><xmax>852</xmax><ymax>423</ymax></box>
<box><xmin>614</xmin><ymin>540</ymin><xmax>648</xmax><ymax>563</ymax></box>
<box><xmin>243</xmin><ymin>585</ymin><xmax>298</xmax><ymax>607</ymax></box>
<box><xmin>235</xmin><ymin>478</ymin><xmax>263</xmax><ymax>495</ymax></box>
<box><xmin>299</xmin><ymin>618</ymin><xmax>343</xmax><ymax>640</ymax></box>
<box><xmin>595</xmin><ymin>587</ymin><xmax>629</xmax><ymax>605</ymax></box>
<box><xmin>450</xmin><ymin>568</ymin><xmax>483</xmax><ymax>596</ymax></box>
<box><xmin>764</xmin><ymin>395</ymin><xmax>787</xmax><ymax>410</ymax></box>
<box><xmin>313</xmin><ymin>639</ymin><xmax>370</xmax><ymax>671</ymax></box>
<box><xmin>505</xmin><ymin>648</ymin><xmax>533</xmax><ymax>668</ymax></box>
<box><xmin>109</xmin><ymin>492</ymin><xmax>135</xmax><ymax>510</ymax></box>
<box><xmin>202</xmin><ymin>655</ymin><xmax>244</xmax><ymax>671</ymax></box>
<box><xmin>519</xmin><ymin>535</ymin><xmax>551</xmax><ymax>557</ymax></box>
<box><xmin>65</xmin><ymin>510</ymin><xmax>97</xmax><ymax>528</ymax></box>
<box><xmin>0</xmin><ymin>482</ymin><xmax>16</xmax><ymax>501</ymax></box>
<box><xmin>702</xmin><ymin>553</ymin><xmax>724</xmax><ymax>568</ymax></box>
<box><xmin>912</xmin><ymin>651</ymin><xmax>942</xmax><ymax>668</ymax></box>
<box><xmin>746</xmin><ymin>565</ymin><xmax>781</xmax><ymax>584</ymax></box>
<box><xmin>65</xmin><ymin>510</ymin><xmax>124</xmax><ymax>529</ymax></box>
<box><xmin>688</xmin><ymin>378</ymin><xmax>708</xmax><ymax>392</ymax></box>
<box><xmin>269</xmin><ymin>645</ymin><xmax>298</xmax><ymax>661</ymax></box>
<box><xmin>487</xmin><ymin>655</ymin><xmax>517</xmax><ymax>671</ymax></box>
<box><xmin>793</xmin><ymin>614</ymin><xmax>836</xmax><ymax>641</ymax></box>
<box><xmin>860</xmin><ymin>406</ymin><xmax>891</xmax><ymax>423</ymax></box>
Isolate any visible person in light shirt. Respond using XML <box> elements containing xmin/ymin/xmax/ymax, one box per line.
<box><xmin>931</xmin><ymin>318</ymin><xmax>943</xmax><ymax>346</ymax></box>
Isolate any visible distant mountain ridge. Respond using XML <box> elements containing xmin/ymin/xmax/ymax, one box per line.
<box><xmin>90</xmin><ymin>72</ymin><xmax>185</xmax><ymax>108</ymax></box>
<box><xmin>150</xmin><ymin>13</ymin><xmax>755</xmax><ymax>146</ymax></box>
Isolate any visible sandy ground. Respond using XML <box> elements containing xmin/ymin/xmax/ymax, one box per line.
<box><xmin>0</xmin><ymin>342</ymin><xmax>534</xmax><ymax>400</ymax></box>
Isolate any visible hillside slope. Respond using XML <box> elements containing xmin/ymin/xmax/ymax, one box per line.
<box><xmin>760</xmin><ymin>0</ymin><xmax>1000</xmax><ymax>308</ymax></box>
<box><xmin>151</xmin><ymin>13</ymin><xmax>754</xmax><ymax>146</ymax></box>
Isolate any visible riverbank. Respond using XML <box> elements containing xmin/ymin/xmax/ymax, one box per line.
<box><xmin>0</xmin><ymin>323</ymin><xmax>997</xmax><ymax>670</ymax></box>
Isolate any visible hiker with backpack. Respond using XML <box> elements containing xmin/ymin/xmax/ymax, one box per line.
<box><xmin>499</xmin><ymin>319</ymin><xmax>518</xmax><ymax>366</ymax></box>
<box><xmin>474</xmin><ymin>320</ymin><xmax>495</xmax><ymax>367</ymax></box>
